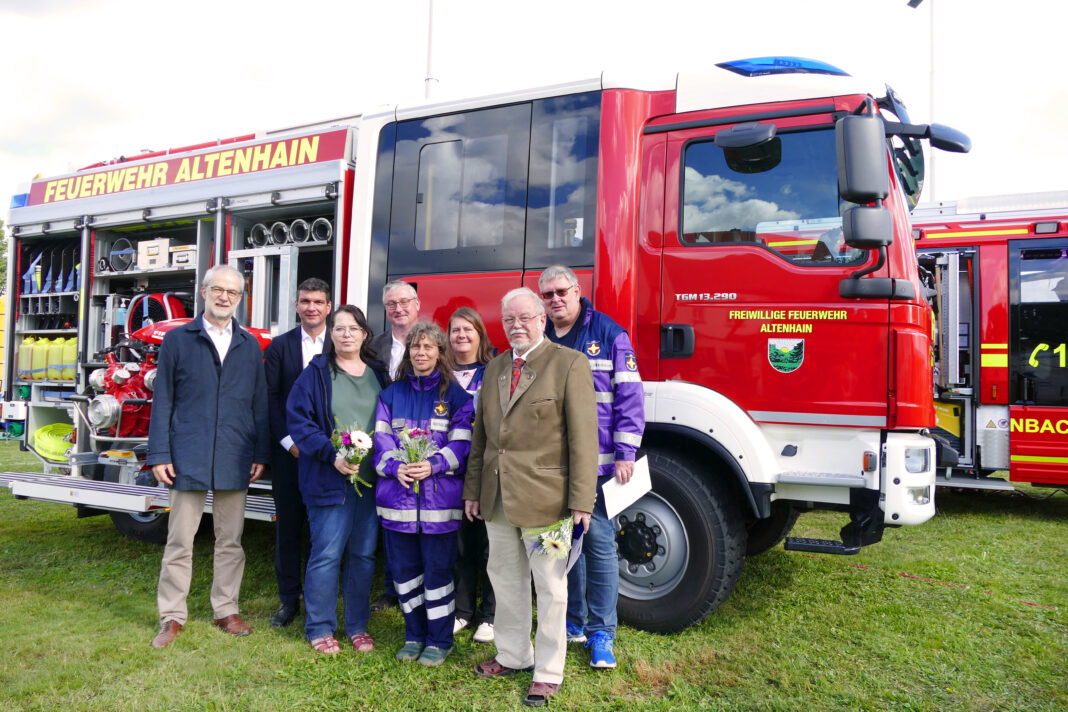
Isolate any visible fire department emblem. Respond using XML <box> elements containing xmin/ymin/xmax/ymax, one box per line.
<box><xmin>768</xmin><ymin>338</ymin><xmax>804</xmax><ymax>373</ymax></box>
<box><xmin>586</xmin><ymin>341</ymin><xmax>602</xmax><ymax>357</ymax></box>
<box><xmin>434</xmin><ymin>401</ymin><xmax>448</xmax><ymax>417</ymax></box>
<box><xmin>625</xmin><ymin>353</ymin><xmax>638</xmax><ymax>371</ymax></box>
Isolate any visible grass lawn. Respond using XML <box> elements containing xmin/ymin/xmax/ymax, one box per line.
<box><xmin>0</xmin><ymin>440</ymin><xmax>1065</xmax><ymax>711</ymax></box>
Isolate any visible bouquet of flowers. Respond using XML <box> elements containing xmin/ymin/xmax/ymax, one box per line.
<box><xmin>331</xmin><ymin>421</ymin><xmax>374</xmax><ymax>495</ymax></box>
<box><xmin>397</xmin><ymin>427</ymin><xmax>438</xmax><ymax>493</ymax></box>
<box><xmin>522</xmin><ymin>517</ymin><xmax>575</xmax><ymax>560</ymax></box>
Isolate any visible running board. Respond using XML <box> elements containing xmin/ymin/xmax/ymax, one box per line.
<box><xmin>783</xmin><ymin>536</ymin><xmax>862</xmax><ymax>555</ymax></box>
<box><xmin>936</xmin><ymin>473</ymin><xmax>1015</xmax><ymax>491</ymax></box>
<box><xmin>1</xmin><ymin>471</ymin><xmax>276</xmax><ymax>521</ymax></box>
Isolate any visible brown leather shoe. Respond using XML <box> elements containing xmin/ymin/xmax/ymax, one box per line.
<box><xmin>150</xmin><ymin>620</ymin><xmax>182</xmax><ymax>649</ymax></box>
<box><xmin>474</xmin><ymin>657</ymin><xmax>535</xmax><ymax>677</ymax></box>
<box><xmin>213</xmin><ymin>613</ymin><xmax>252</xmax><ymax>636</ymax></box>
<box><xmin>523</xmin><ymin>681</ymin><xmax>560</xmax><ymax>707</ymax></box>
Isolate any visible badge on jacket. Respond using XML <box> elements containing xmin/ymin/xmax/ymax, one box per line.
<box><xmin>585</xmin><ymin>341</ymin><xmax>602</xmax><ymax>356</ymax></box>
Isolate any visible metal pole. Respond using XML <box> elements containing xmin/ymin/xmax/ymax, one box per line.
<box><xmin>425</xmin><ymin>0</ymin><xmax>438</xmax><ymax>99</ymax></box>
<box><xmin>928</xmin><ymin>0</ymin><xmax>937</xmax><ymax>201</ymax></box>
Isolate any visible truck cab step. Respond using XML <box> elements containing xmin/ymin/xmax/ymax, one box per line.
<box><xmin>783</xmin><ymin>536</ymin><xmax>862</xmax><ymax>555</ymax></box>
<box><xmin>778</xmin><ymin>471</ymin><xmax>867</xmax><ymax>487</ymax></box>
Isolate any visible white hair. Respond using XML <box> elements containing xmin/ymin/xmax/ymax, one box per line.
<box><xmin>501</xmin><ymin>287</ymin><xmax>545</xmax><ymax>316</ymax></box>
<box><xmin>538</xmin><ymin>264</ymin><xmax>578</xmax><ymax>290</ymax></box>
<box><xmin>382</xmin><ymin>280</ymin><xmax>417</xmax><ymax>303</ymax></box>
<box><xmin>203</xmin><ymin>264</ymin><xmax>244</xmax><ymax>290</ymax></box>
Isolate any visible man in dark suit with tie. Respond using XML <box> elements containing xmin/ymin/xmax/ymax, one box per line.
<box><xmin>264</xmin><ymin>277</ymin><xmax>332</xmax><ymax>627</ymax></box>
<box><xmin>464</xmin><ymin>287</ymin><xmax>597</xmax><ymax>707</ymax></box>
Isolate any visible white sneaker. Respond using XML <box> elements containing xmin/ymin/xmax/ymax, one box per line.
<box><xmin>472</xmin><ymin>621</ymin><xmax>494</xmax><ymax>643</ymax></box>
<box><xmin>453</xmin><ymin>617</ymin><xmax>469</xmax><ymax>635</ymax></box>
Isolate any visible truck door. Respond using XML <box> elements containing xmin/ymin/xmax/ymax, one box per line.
<box><xmin>1007</xmin><ymin>238</ymin><xmax>1068</xmax><ymax>485</ymax></box>
<box><xmin>658</xmin><ymin>120</ymin><xmax>891</xmax><ymax>428</ymax></box>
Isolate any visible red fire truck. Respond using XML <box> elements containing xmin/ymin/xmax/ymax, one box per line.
<box><xmin>3</xmin><ymin>57</ymin><xmax>968</xmax><ymax>632</ymax></box>
<box><xmin>913</xmin><ymin>192</ymin><xmax>1068</xmax><ymax>491</ymax></box>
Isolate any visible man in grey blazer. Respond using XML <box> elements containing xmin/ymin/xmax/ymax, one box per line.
<box><xmin>464</xmin><ymin>287</ymin><xmax>597</xmax><ymax>707</ymax></box>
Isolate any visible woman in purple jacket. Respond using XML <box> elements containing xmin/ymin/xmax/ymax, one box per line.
<box><xmin>372</xmin><ymin>322</ymin><xmax>474</xmax><ymax>667</ymax></box>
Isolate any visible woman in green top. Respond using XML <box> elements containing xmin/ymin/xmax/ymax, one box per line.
<box><xmin>286</xmin><ymin>305</ymin><xmax>390</xmax><ymax>655</ymax></box>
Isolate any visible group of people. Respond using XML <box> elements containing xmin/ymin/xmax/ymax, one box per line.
<box><xmin>145</xmin><ymin>263</ymin><xmax>645</xmax><ymax>707</ymax></box>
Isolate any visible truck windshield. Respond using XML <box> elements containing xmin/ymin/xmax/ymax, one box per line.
<box><xmin>680</xmin><ymin>128</ymin><xmax>866</xmax><ymax>266</ymax></box>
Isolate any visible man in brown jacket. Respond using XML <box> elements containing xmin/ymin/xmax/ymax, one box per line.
<box><xmin>463</xmin><ymin>286</ymin><xmax>597</xmax><ymax>707</ymax></box>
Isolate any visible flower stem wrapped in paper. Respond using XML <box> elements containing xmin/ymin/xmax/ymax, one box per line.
<box><xmin>331</xmin><ymin>421</ymin><xmax>374</xmax><ymax>496</ymax></box>
<box><xmin>523</xmin><ymin>517</ymin><xmax>575</xmax><ymax>560</ymax></box>
<box><xmin>398</xmin><ymin>427</ymin><xmax>438</xmax><ymax>494</ymax></box>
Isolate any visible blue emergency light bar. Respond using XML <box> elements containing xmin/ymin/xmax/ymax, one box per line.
<box><xmin>10</xmin><ymin>193</ymin><xmax>29</xmax><ymax>209</ymax></box>
<box><xmin>717</xmin><ymin>57</ymin><xmax>850</xmax><ymax>78</ymax></box>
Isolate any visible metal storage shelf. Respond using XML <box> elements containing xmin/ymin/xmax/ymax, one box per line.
<box><xmin>93</xmin><ymin>265</ymin><xmax>197</xmax><ymax>278</ymax></box>
<box><xmin>14</xmin><ymin>329</ymin><xmax>78</xmax><ymax>335</ymax></box>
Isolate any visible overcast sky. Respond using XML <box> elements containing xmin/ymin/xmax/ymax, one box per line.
<box><xmin>1</xmin><ymin>0</ymin><xmax>1064</xmax><ymax>218</ymax></box>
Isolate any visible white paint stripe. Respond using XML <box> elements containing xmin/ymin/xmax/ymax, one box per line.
<box><xmin>748</xmin><ymin>411</ymin><xmax>887</xmax><ymax>427</ymax></box>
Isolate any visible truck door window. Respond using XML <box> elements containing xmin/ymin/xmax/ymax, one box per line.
<box><xmin>524</xmin><ymin>92</ymin><xmax>600</xmax><ymax>268</ymax></box>
<box><xmin>389</xmin><ymin>104</ymin><xmax>530</xmax><ymax>274</ymax></box>
<box><xmin>1011</xmin><ymin>246</ymin><xmax>1068</xmax><ymax>406</ymax></box>
<box><xmin>679</xmin><ymin>129</ymin><xmax>866</xmax><ymax>266</ymax></box>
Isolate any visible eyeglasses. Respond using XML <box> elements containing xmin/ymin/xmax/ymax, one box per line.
<box><xmin>539</xmin><ymin>286</ymin><xmax>575</xmax><ymax>300</ymax></box>
<box><xmin>502</xmin><ymin>314</ymin><xmax>541</xmax><ymax>327</ymax></box>
<box><xmin>208</xmin><ymin>286</ymin><xmax>242</xmax><ymax>300</ymax></box>
<box><xmin>332</xmin><ymin>326</ymin><xmax>364</xmax><ymax>336</ymax></box>
<box><xmin>385</xmin><ymin>298</ymin><xmax>416</xmax><ymax>311</ymax></box>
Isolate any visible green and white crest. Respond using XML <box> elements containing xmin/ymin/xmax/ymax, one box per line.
<box><xmin>768</xmin><ymin>338</ymin><xmax>804</xmax><ymax>373</ymax></box>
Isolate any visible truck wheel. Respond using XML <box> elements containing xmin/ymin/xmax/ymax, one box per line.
<box><xmin>615</xmin><ymin>448</ymin><xmax>746</xmax><ymax>633</ymax></box>
<box><xmin>103</xmin><ymin>466</ymin><xmax>170</xmax><ymax>545</ymax></box>
<box><xmin>745</xmin><ymin>501</ymin><xmax>799</xmax><ymax>556</ymax></box>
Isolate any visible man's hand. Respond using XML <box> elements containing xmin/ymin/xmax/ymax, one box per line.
<box><xmin>465</xmin><ymin>499</ymin><xmax>482</xmax><ymax>521</ymax></box>
<box><xmin>250</xmin><ymin>463</ymin><xmax>265</xmax><ymax>483</ymax></box>
<box><xmin>571</xmin><ymin>509</ymin><xmax>591</xmax><ymax>532</ymax></box>
<box><xmin>288</xmin><ymin>445</ymin><xmax>300</xmax><ymax>458</ymax></box>
<box><xmin>614</xmin><ymin>460</ymin><xmax>634</xmax><ymax>484</ymax></box>
<box><xmin>152</xmin><ymin>463</ymin><xmax>175</xmax><ymax>486</ymax></box>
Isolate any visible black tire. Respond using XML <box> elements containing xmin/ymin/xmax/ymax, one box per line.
<box><xmin>615</xmin><ymin>448</ymin><xmax>746</xmax><ymax>634</ymax></box>
<box><xmin>102</xmin><ymin>465</ymin><xmax>170</xmax><ymax>545</ymax></box>
<box><xmin>745</xmin><ymin>501</ymin><xmax>799</xmax><ymax>556</ymax></box>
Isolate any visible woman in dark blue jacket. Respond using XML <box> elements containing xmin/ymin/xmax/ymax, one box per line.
<box><xmin>286</xmin><ymin>305</ymin><xmax>389</xmax><ymax>655</ymax></box>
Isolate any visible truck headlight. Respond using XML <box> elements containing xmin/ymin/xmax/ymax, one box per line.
<box><xmin>904</xmin><ymin>447</ymin><xmax>930</xmax><ymax>473</ymax></box>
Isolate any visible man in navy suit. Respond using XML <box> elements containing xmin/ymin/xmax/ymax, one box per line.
<box><xmin>264</xmin><ymin>277</ymin><xmax>332</xmax><ymax>627</ymax></box>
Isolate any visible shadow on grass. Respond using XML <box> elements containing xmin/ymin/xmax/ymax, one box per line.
<box><xmin>935</xmin><ymin>486</ymin><xmax>1068</xmax><ymax>522</ymax></box>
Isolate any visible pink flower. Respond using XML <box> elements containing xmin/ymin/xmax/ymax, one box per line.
<box><xmin>341</xmin><ymin>433</ymin><xmax>352</xmax><ymax>446</ymax></box>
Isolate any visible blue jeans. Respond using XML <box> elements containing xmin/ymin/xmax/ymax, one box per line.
<box><xmin>304</xmin><ymin>482</ymin><xmax>378</xmax><ymax>641</ymax></box>
<box><xmin>566</xmin><ymin>477</ymin><xmax>618</xmax><ymax>635</ymax></box>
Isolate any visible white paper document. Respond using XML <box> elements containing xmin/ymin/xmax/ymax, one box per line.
<box><xmin>603</xmin><ymin>455</ymin><xmax>652</xmax><ymax>520</ymax></box>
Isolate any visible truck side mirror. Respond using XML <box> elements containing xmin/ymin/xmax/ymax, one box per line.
<box><xmin>928</xmin><ymin>123</ymin><xmax>971</xmax><ymax>153</ymax></box>
<box><xmin>842</xmin><ymin>205</ymin><xmax>892</xmax><ymax>249</ymax></box>
<box><xmin>836</xmin><ymin>113</ymin><xmax>889</xmax><ymax>204</ymax></box>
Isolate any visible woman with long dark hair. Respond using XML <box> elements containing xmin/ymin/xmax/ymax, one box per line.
<box><xmin>372</xmin><ymin>321</ymin><xmax>474</xmax><ymax>667</ymax></box>
<box><xmin>447</xmin><ymin>307</ymin><xmax>497</xmax><ymax>643</ymax></box>
<box><xmin>286</xmin><ymin>305</ymin><xmax>390</xmax><ymax>655</ymax></box>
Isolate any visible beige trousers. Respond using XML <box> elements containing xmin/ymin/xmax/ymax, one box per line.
<box><xmin>484</xmin><ymin>494</ymin><xmax>568</xmax><ymax>685</ymax></box>
<box><xmin>157</xmin><ymin>489</ymin><xmax>248</xmax><ymax>625</ymax></box>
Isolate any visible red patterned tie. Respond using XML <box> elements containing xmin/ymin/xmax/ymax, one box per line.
<box><xmin>510</xmin><ymin>357</ymin><xmax>525</xmax><ymax>396</ymax></box>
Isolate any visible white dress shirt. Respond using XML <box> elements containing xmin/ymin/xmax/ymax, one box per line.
<box><xmin>204</xmin><ymin>320</ymin><xmax>233</xmax><ymax>363</ymax></box>
<box><xmin>389</xmin><ymin>334</ymin><xmax>406</xmax><ymax>379</ymax></box>
<box><xmin>281</xmin><ymin>326</ymin><xmax>327</xmax><ymax>452</ymax></box>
